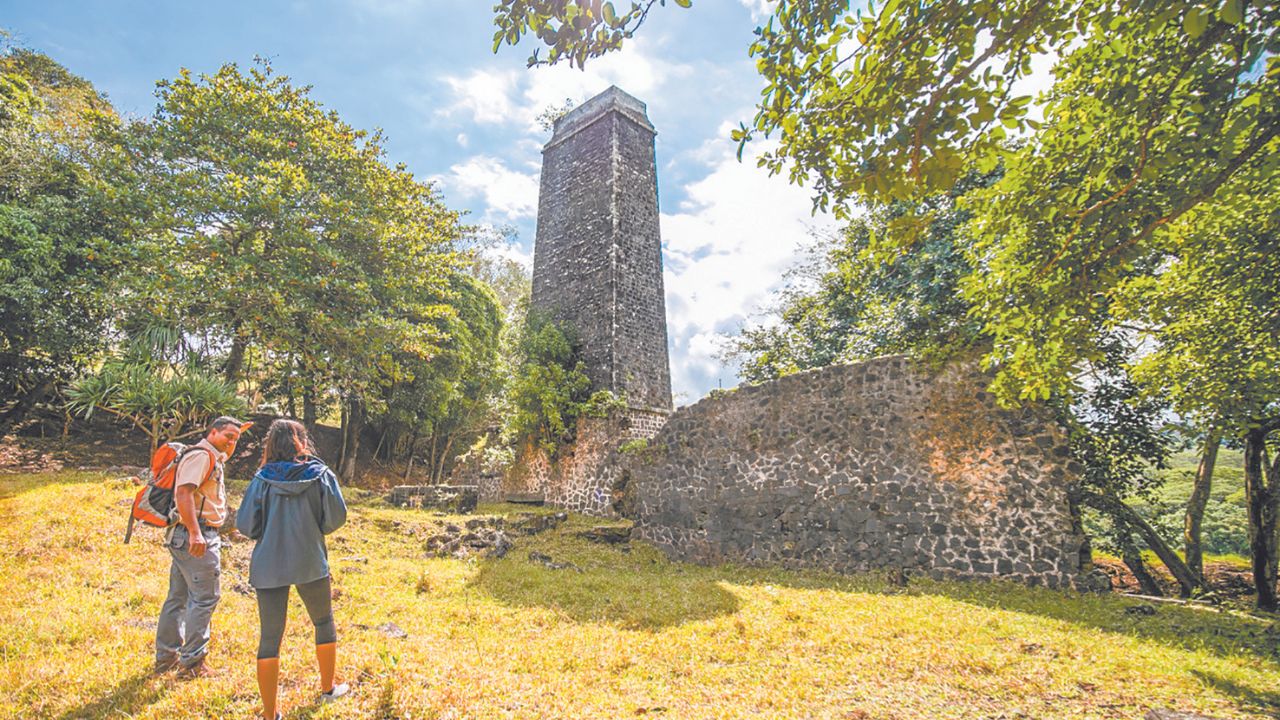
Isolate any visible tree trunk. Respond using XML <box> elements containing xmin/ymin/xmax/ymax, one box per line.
<box><xmin>1080</xmin><ymin>489</ymin><xmax>1204</xmax><ymax>597</ymax></box>
<box><xmin>1066</xmin><ymin>487</ymin><xmax>1092</xmax><ymax>572</ymax></box>
<box><xmin>224</xmin><ymin>329</ymin><xmax>247</xmax><ymax>386</ymax></box>
<box><xmin>426</xmin><ymin>431</ymin><xmax>439</xmax><ymax>484</ymax></box>
<box><xmin>149</xmin><ymin>416</ymin><xmax>163</xmax><ymax>452</ymax></box>
<box><xmin>338</xmin><ymin>395</ymin><xmax>364</xmax><ymax>483</ymax></box>
<box><xmin>284</xmin><ymin>358</ymin><xmax>298</xmax><ymax>419</ymax></box>
<box><xmin>1243</xmin><ymin>423</ymin><xmax>1280</xmax><ymax>612</ymax></box>
<box><xmin>337</xmin><ymin>400</ymin><xmax>348</xmax><ymax>469</ymax></box>
<box><xmin>373</xmin><ymin>426</ymin><xmax>388</xmax><ymax>463</ymax></box>
<box><xmin>1119</xmin><ymin>532</ymin><xmax>1164</xmax><ymax>596</ymax></box>
<box><xmin>402</xmin><ymin>428</ymin><xmax>419</xmax><ymax>483</ymax></box>
<box><xmin>1184</xmin><ymin>428</ymin><xmax>1221</xmax><ymax>579</ymax></box>
<box><xmin>434</xmin><ymin>432</ymin><xmax>457</xmax><ymax>484</ymax></box>
<box><xmin>302</xmin><ymin>382</ymin><xmax>317</xmax><ymax>427</ymax></box>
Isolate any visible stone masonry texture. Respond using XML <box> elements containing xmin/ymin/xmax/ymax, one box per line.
<box><xmin>531</xmin><ymin>86</ymin><xmax>673</xmax><ymax>412</ymax></box>
<box><xmin>501</xmin><ymin>408</ymin><xmax>665</xmax><ymax>516</ymax></box>
<box><xmin>387</xmin><ymin>484</ymin><xmax>479</xmax><ymax>514</ymax></box>
<box><xmin>614</xmin><ymin>356</ymin><xmax>1087</xmax><ymax>588</ymax></box>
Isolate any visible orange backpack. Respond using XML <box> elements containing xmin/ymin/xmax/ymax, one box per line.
<box><xmin>124</xmin><ymin>442</ymin><xmax>217</xmax><ymax>543</ymax></box>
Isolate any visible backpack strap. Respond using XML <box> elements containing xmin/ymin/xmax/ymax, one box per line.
<box><xmin>175</xmin><ymin>445</ymin><xmax>220</xmax><ymax>527</ymax></box>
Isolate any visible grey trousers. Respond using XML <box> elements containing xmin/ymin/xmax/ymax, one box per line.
<box><xmin>155</xmin><ymin>525</ymin><xmax>222</xmax><ymax>668</ymax></box>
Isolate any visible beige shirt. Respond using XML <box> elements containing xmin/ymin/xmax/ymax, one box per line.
<box><xmin>174</xmin><ymin>438</ymin><xmax>228</xmax><ymax>528</ymax></box>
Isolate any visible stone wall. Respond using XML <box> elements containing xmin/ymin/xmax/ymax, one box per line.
<box><xmin>616</xmin><ymin>356</ymin><xmax>1086</xmax><ymax>588</ymax></box>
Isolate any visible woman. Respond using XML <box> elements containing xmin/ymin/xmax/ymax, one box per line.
<box><xmin>237</xmin><ymin>419</ymin><xmax>349</xmax><ymax>720</ymax></box>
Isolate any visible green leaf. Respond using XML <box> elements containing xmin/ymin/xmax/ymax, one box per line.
<box><xmin>672</xmin><ymin>0</ymin><xmax>691</xmax><ymax>7</ymax></box>
<box><xmin>1219</xmin><ymin>0</ymin><xmax>1243</xmax><ymax>25</ymax></box>
<box><xmin>1183</xmin><ymin>7</ymin><xmax>1208</xmax><ymax>38</ymax></box>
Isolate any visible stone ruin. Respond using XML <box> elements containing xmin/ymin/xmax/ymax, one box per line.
<box><xmin>614</xmin><ymin>357</ymin><xmax>1086</xmax><ymax>588</ymax></box>
<box><xmin>465</xmin><ymin>86</ymin><xmax>1086</xmax><ymax>588</ymax></box>
<box><xmin>387</xmin><ymin>484</ymin><xmax>478</xmax><ymax>514</ymax></box>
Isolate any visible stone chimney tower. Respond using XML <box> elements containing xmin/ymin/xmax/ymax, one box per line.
<box><xmin>531</xmin><ymin>86</ymin><xmax>672</xmax><ymax>414</ymax></box>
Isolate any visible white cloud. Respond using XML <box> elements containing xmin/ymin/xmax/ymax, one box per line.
<box><xmin>437</xmin><ymin>38</ymin><xmax>693</xmax><ymax>132</ymax></box>
<box><xmin>436</xmin><ymin>156</ymin><xmax>540</xmax><ymax>222</ymax></box>
<box><xmin>1011</xmin><ymin>50</ymin><xmax>1061</xmax><ymax>123</ymax></box>
<box><xmin>438</xmin><ymin>69</ymin><xmax>520</xmax><ymax>125</ymax></box>
<box><xmin>472</xmin><ymin>230</ymin><xmax>534</xmax><ymax>270</ymax></box>
<box><xmin>738</xmin><ymin>0</ymin><xmax>776</xmax><ymax>22</ymax></box>
<box><xmin>519</xmin><ymin>39</ymin><xmax>691</xmax><ymax>130</ymax></box>
<box><xmin>661</xmin><ymin>125</ymin><xmax>836</xmax><ymax>402</ymax></box>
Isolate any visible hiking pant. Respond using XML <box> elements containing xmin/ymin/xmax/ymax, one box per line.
<box><xmin>155</xmin><ymin>525</ymin><xmax>222</xmax><ymax>668</ymax></box>
<box><xmin>255</xmin><ymin>576</ymin><xmax>336</xmax><ymax>659</ymax></box>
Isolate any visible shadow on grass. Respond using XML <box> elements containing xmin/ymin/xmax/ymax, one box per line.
<box><xmin>1193</xmin><ymin>669</ymin><xmax>1280</xmax><ymax>714</ymax></box>
<box><xmin>720</xmin><ymin>561</ymin><xmax>1280</xmax><ymax>671</ymax></box>
<box><xmin>474</xmin><ymin>526</ymin><xmax>1280</xmax><ymax>668</ymax></box>
<box><xmin>54</xmin><ymin>672</ymin><xmax>170</xmax><ymax>720</ymax></box>
<box><xmin>469</xmin><ymin>542</ymin><xmax>740</xmax><ymax>630</ymax></box>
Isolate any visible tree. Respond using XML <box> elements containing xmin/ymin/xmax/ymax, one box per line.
<box><xmin>64</xmin><ymin>325</ymin><xmax>245</xmax><ymax>451</ymax></box>
<box><xmin>1059</xmin><ymin>337</ymin><xmax>1199</xmax><ymax>597</ymax></box>
<box><xmin>1184</xmin><ymin>427</ymin><xmax>1222</xmax><ymax>580</ymax></box>
<box><xmin>101</xmin><ymin>60</ymin><xmax>465</xmax><ymax>480</ymax></box>
<box><xmin>507</xmin><ymin>312</ymin><xmax>594</xmax><ymax>454</ymax></box>
<box><xmin>0</xmin><ymin>47</ymin><xmax>124</xmax><ymax>428</ymax></box>
<box><xmin>65</xmin><ymin>363</ymin><xmax>245</xmax><ymax>451</ymax></box>
<box><xmin>374</xmin><ymin>272</ymin><xmax>503</xmax><ymax>483</ymax></box>
<box><xmin>493</xmin><ymin>0</ymin><xmax>691</xmax><ymax>69</ymax></box>
<box><xmin>726</xmin><ymin>171</ymin><xmax>993</xmax><ymax>382</ymax></box>
<box><xmin>1122</xmin><ymin>177</ymin><xmax>1280</xmax><ymax>609</ymax></box>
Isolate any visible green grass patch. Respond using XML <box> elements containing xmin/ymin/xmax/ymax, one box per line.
<box><xmin>1</xmin><ymin>471</ymin><xmax>1277</xmax><ymax>719</ymax></box>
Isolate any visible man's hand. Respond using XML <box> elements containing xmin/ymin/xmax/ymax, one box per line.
<box><xmin>187</xmin><ymin>530</ymin><xmax>207</xmax><ymax>558</ymax></box>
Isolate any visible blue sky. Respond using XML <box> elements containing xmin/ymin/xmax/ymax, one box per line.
<box><xmin>4</xmin><ymin>0</ymin><xmax>837</xmax><ymax>404</ymax></box>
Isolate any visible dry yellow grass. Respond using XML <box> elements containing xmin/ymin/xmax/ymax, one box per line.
<box><xmin>1</xmin><ymin>471</ymin><xmax>1277</xmax><ymax>719</ymax></box>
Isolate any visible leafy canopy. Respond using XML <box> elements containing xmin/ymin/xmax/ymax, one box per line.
<box><xmin>103</xmin><ymin>59</ymin><xmax>464</xmax><ymax>402</ymax></box>
<box><xmin>0</xmin><ymin>47</ymin><xmax>123</xmax><ymax>396</ymax></box>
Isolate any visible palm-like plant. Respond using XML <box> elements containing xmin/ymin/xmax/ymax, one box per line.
<box><xmin>65</xmin><ymin>323</ymin><xmax>246</xmax><ymax>449</ymax></box>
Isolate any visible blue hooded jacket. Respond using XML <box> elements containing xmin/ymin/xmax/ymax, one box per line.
<box><xmin>236</xmin><ymin>457</ymin><xmax>347</xmax><ymax>589</ymax></box>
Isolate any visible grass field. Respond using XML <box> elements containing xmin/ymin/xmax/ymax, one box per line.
<box><xmin>2</xmin><ymin>471</ymin><xmax>1278</xmax><ymax>720</ymax></box>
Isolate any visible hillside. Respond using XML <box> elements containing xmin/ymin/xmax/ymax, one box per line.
<box><xmin>1146</xmin><ymin>448</ymin><xmax>1250</xmax><ymax>559</ymax></box>
<box><xmin>2</xmin><ymin>470</ymin><xmax>1277</xmax><ymax>719</ymax></box>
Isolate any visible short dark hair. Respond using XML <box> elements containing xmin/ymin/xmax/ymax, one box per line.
<box><xmin>209</xmin><ymin>416</ymin><xmax>244</xmax><ymax>433</ymax></box>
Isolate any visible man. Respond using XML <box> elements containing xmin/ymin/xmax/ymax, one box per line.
<box><xmin>154</xmin><ymin>415</ymin><xmax>252</xmax><ymax>678</ymax></box>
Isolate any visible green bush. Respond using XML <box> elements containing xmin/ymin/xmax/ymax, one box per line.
<box><xmin>506</xmin><ymin>313</ymin><xmax>593</xmax><ymax>454</ymax></box>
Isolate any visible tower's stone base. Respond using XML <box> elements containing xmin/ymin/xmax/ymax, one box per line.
<box><xmin>494</xmin><ymin>407</ymin><xmax>668</xmax><ymax>516</ymax></box>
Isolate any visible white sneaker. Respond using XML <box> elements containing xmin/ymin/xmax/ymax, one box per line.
<box><xmin>320</xmin><ymin>683</ymin><xmax>350</xmax><ymax>703</ymax></box>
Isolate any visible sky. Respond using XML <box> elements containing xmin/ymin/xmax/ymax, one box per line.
<box><xmin>3</xmin><ymin>0</ymin><xmax>838</xmax><ymax>405</ymax></box>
